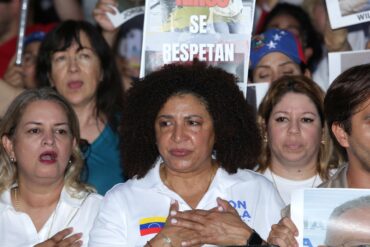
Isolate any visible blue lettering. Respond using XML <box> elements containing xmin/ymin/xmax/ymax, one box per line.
<box><xmin>228</xmin><ymin>200</ymin><xmax>236</xmax><ymax>208</ymax></box>
<box><xmin>242</xmin><ymin>210</ymin><xmax>251</xmax><ymax>219</ymax></box>
<box><xmin>237</xmin><ymin>200</ymin><xmax>246</xmax><ymax>209</ymax></box>
<box><xmin>229</xmin><ymin>200</ymin><xmax>247</xmax><ymax>209</ymax></box>
<box><xmin>303</xmin><ymin>238</ymin><xmax>313</xmax><ymax>247</ymax></box>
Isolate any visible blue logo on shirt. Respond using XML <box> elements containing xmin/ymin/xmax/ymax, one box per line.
<box><xmin>303</xmin><ymin>238</ymin><xmax>313</xmax><ymax>247</ymax></box>
<box><xmin>228</xmin><ymin>200</ymin><xmax>251</xmax><ymax>220</ymax></box>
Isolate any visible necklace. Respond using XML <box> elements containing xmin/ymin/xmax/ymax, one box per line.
<box><xmin>12</xmin><ymin>187</ymin><xmax>58</xmax><ymax>238</ymax></box>
<box><xmin>269</xmin><ymin>170</ymin><xmax>318</xmax><ymax>204</ymax></box>
<box><xmin>161</xmin><ymin>164</ymin><xmax>218</xmax><ymax>197</ymax></box>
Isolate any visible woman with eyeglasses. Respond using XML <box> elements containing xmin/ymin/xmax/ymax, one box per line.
<box><xmin>36</xmin><ymin>20</ymin><xmax>125</xmax><ymax>195</ymax></box>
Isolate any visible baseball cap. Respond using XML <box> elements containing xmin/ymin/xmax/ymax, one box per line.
<box><xmin>24</xmin><ymin>31</ymin><xmax>46</xmax><ymax>47</ymax></box>
<box><xmin>250</xmin><ymin>28</ymin><xmax>306</xmax><ymax>69</ymax></box>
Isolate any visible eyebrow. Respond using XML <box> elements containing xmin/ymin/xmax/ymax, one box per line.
<box><xmin>255</xmin><ymin>65</ymin><xmax>271</xmax><ymax>69</ymax></box>
<box><xmin>278</xmin><ymin>61</ymin><xmax>298</xmax><ymax>67</ymax></box>
<box><xmin>24</xmin><ymin>121</ymin><xmax>69</xmax><ymax>126</ymax></box>
<box><xmin>272</xmin><ymin>110</ymin><xmax>317</xmax><ymax>115</ymax></box>
<box><xmin>156</xmin><ymin>114</ymin><xmax>203</xmax><ymax>119</ymax></box>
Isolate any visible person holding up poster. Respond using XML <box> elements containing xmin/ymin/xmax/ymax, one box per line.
<box><xmin>266</xmin><ymin>63</ymin><xmax>370</xmax><ymax>247</ymax></box>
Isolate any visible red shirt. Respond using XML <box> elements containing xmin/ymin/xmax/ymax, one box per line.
<box><xmin>0</xmin><ymin>23</ymin><xmax>55</xmax><ymax>78</ymax></box>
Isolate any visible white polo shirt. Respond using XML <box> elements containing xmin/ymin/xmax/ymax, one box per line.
<box><xmin>89</xmin><ymin>162</ymin><xmax>284</xmax><ymax>247</ymax></box>
<box><xmin>0</xmin><ymin>187</ymin><xmax>102</xmax><ymax>247</ymax></box>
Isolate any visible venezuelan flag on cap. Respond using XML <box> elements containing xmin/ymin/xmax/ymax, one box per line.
<box><xmin>139</xmin><ymin>217</ymin><xmax>167</xmax><ymax>236</ymax></box>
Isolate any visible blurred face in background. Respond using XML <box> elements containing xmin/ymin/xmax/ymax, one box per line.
<box><xmin>49</xmin><ymin>31</ymin><xmax>103</xmax><ymax>108</ymax></box>
<box><xmin>0</xmin><ymin>1</ymin><xmax>14</xmax><ymax>41</ymax></box>
<box><xmin>22</xmin><ymin>41</ymin><xmax>42</xmax><ymax>89</ymax></box>
<box><xmin>252</xmin><ymin>52</ymin><xmax>303</xmax><ymax>83</ymax></box>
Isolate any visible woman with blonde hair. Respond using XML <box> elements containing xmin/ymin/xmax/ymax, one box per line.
<box><xmin>256</xmin><ymin>75</ymin><xmax>338</xmax><ymax>205</ymax></box>
<box><xmin>0</xmin><ymin>88</ymin><xmax>102</xmax><ymax>246</ymax></box>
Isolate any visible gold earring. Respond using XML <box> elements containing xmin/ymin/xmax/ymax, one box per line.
<box><xmin>263</xmin><ymin>135</ymin><xmax>268</xmax><ymax>143</ymax></box>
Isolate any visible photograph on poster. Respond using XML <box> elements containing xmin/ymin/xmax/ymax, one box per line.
<box><xmin>338</xmin><ymin>0</ymin><xmax>370</xmax><ymax>16</ymax></box>
<box><xmin>326</xmin><ymin>0</ymin><xmax>370</xmax><ymax>29</ymax></box>
<box><xmin>328</xmin><ymin>49</ymin><xmax>370</xmax><ymax>84</ymax></box>
<box><xmin>141</xmin><ymin>0</ymin><xmax>255</xmax><ymax>84</ymax></box>
<box><xmin>151</xmin><ymin>0</ymin><xmax>255</xmax><ymax>33</ymax></box>
<box><xmin>291</xmin><ymin>188</ymin><xmax>370</xmax><ymax>247</ymax></box>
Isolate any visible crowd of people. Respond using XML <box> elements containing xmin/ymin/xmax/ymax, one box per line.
<box><xmin>0</xmin><ymin>0</ymin><xmax>369</xmax><ymax>246</ymax></box>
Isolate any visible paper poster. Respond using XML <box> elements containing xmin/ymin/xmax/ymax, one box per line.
<box><xmin>291</xmin><ymin>188</ymin><xmax>370</xmax><ymax>247</ymax></box>
<box><xmin>326</xmin><ymin>0</ymin><xmax>370</xmax><ymax>29</ymax></box>
<box><xmin>140</xmin><ymin>0</ymin><xmax>256</xmax><ymax>84</ymax></box>
<box><xmin>328</xmin><ymin>49</ymin><xmax>370</xmax><ymax>84</ymax></box>
<box><xmin>246</xmin><ymin>82</ymin><xmax>269</xmax><ymax>110</ymax></box>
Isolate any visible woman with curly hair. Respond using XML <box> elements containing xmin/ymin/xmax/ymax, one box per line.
<box><xmin>0</xmin><ymin>88</ymin><xmax>102</xmax><ymax>246</ymax></box>
<box><xmin>89</xmin><ymin>61</ymin><xmax>284</xmax><ymax>246</ymax></box>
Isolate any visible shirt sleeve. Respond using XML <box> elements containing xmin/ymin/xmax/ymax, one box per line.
<box><xmin>88</xmin><ymin>189</ymin><xmax>128</xmax><ymax>247</ymax></box>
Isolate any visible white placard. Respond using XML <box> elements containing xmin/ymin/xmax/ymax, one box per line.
<box><xmin>140</xmin><ymin>0</ymin><xmax>256</xmax><ymax>86</ymax></box>
<box><xmin>328</xmin><ymin>49</ymin><xmax>370</xmax><ymax>84</ymax></box>
<box><xmin>326</xmin><ymin>0</ymin><xmax>370</xmax><ymax>29</ymax></box>
<box><xmin>291</xmin><ymin>188</ymin><xmax>370</xmax><ymax>247</ymax></box>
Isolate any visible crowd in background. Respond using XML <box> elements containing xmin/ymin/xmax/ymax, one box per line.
<box><xmin>0</xmin><ymin>0</ymin><xmax>369</xmax><ymax>246</ymax></box>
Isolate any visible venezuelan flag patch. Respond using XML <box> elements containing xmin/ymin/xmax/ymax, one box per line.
<box><xmin>139</xmin><ymin>217</ymin><xmax>167</xmax><ymax>236</ymax></box>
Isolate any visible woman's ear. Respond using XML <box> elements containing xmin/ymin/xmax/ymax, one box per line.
<box><xmin>2</xmin><ymin>135</ymin><xmax>15</xmax><ymax>159</ymax></box>
<box><xmin>331</xmin><ymin>122</ymin><xmax>349</xmax><ymax>148</ymax></box>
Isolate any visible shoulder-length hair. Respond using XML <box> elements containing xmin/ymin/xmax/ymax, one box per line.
<box><xmin>0</xmin><ymin>88</ymin><xmax>94</xmax><ymax>196</ymax></box>
<box><xmin>36</xmin><ymin>20</ymin><xmax>124</xmax><ymax>131</ymax></box>
<box><xmin>121</xmin><ymin>61</ymin><xmax>261</xmax><ymax>179</ymax></box>
<box><xmin>257</xmin><ymin>75</ymin><xmax>336</xmax><ymax>180</ymax></box>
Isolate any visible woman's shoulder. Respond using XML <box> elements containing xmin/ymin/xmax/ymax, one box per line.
<box><xmin>103</xmin><ymin>179</ymin><xmax>141</xmax><ymax>198</ymax></box>
<box><xmin>222</xmin><ymin>168</ymin><xmax>276</xmax><ymax>189</ymax></box>
<box><xmin>236</xmin><ymin>168</ymin><xmax>274</xmax><ymax>181</ymax></box>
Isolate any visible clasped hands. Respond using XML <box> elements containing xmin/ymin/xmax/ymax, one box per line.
<box><xmin>148</xmin><ymin>197</ymin><xmax>253</xmax><ymax>247</ymax></box>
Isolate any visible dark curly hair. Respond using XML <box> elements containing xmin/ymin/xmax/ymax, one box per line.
<box><xmin>121</xmin><ymin>61</ymin><xmax>261</xmax><ymax>179</ymax></box>
<box><xmin>36</xmin><ymin>20</ymin><xmax>124</xmax><ymax>131</ymax></box>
